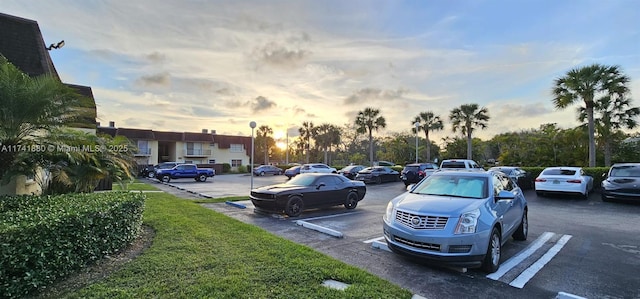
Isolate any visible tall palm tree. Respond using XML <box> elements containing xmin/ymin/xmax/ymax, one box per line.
<box><xmin>552</xmin><ymin>64</ymin><xmax>630</xmax><ymax>167</ymax></box>
<box><xmin>449</xmin><ymin>104</ymin><xmax>490</xmax><ymax>160</ymax></box>
<box><xmin>579</xmin><ymin>95</ymin><xmax>639</xmax><ymax>166</ymax></box>
<box><xmin>355</xmin><ymin>107</ymin><xmax>386</xmax><ymax>166</ymax></box>
<box><xmin>0</xmin><ymin>56</ymin><xmax>81</xmax><ymax>183</ymax></box>
<box><xmin>257</xmin><ymin>125</ymin><xmax>273</xmax><ymax>164</ymax></box>
<box><xmin>299</xmin><ymin>122</ymin><xmax>315</xmax><ymax>163</ymax></box>
<box><xmin>412</xmin><ymin>111</ymin><xmax>444</xmax><ymax>162</ymax></box>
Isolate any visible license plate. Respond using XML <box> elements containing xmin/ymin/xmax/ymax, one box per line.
<box><xmin>553</xmin><ymin>180</ymin><xmax>560</xmax><ymax>184</ymax></box>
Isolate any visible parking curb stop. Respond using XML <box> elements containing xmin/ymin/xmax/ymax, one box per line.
<box><xmin>225</xmin><ymin>201</ymin><xmax>246</xmax><ymax>209</ymax></box>
<box><xmin>295</xmin><ymin>220</ymin><xmax>343</xmax><ymax>238</ymax></box>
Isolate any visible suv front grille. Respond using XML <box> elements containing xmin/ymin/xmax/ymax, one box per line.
<box><xmin>396</xmin><ymin>210</ymin><xmax>448</xmax><ymax>229</ymax></box>
<box><xmin>393</xmin><ymin>236</ymin><xmax>440</xmax><ymax>251</ymax></box>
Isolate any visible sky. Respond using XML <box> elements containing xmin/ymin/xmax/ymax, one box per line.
<box><xmin>4</xmin><ymin>0</ymin><xmax>640</xmax><ymax>145</ymax></box>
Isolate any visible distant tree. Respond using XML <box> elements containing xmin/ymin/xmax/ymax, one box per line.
<box><xmin>256</xmin><ymin>125</ymin><xmax>274</xmax><ymax>164</ymax></box>
<box><xmin>299</xmin><ymin>122</ymin><xmax>315</xmax><ymax>163</ymax></box>
<box><xmin>355</xmin><ymin>107</ymin><xmax>387</xmax><ymax>166</ymax></box>
<box><xmin>412</xmin><ymin>111</ymin><xmax>444</xmax><ymax>162</ymax></box>
<box><xmin>449</xmin><ymin>104</ymin><xmax>490</xmax><ymax>160</ymax></box>
<box><xmin>552</xmin><ymin>64</ymin><xmax>630</xmax><ymax>167</ymax></box>
<box><xmin>314</xmin><ymin>123</ymin><xmax>341</xmax><ymax>164</ymax></box>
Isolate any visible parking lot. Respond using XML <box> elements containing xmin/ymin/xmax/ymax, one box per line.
<box><xmin>149</xmin><ymin>174</ymin><xmax>640</xmax><ymax>299</ymax></box>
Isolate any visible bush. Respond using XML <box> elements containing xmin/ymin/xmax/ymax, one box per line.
<box><xmin>236</xmin><ymin>165</ymin><xmax>247</xmax><ymax>173</ymax></box>
<box><xmin>222</xmin><ymin>163</ymin><xmax>231</xmax><ymax>173</ymax></box>
<box><xmin>0</xmin><ymin>192</ymin><xmax>146</xmax><ymax>298</ymax></box>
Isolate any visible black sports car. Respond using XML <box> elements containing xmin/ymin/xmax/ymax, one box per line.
<box><xmin>355</xmin><ymin>166</ymin><xmax>400</xmax><ymax>184</ymax></box>
<box><xmin>250</xmin><ymin>173</ymin><xmax>367</xmax><ymax>217</ymax></box>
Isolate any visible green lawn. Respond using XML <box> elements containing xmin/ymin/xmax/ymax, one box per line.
<box><xmin>111</xmin><ymin>181</ymin><xmax>160</xmax><ymax>191</ymax></box>
<box><xmin>61</xmin><ymin>192</ymin><xmax>412</xmax><ymax>298</ymax></box>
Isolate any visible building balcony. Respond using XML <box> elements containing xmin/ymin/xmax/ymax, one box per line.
<box><xmin>134</xmin><ymin>148</ymin><xmax>152</xmax><ymax>157</ymax></box>
<box><xmin>184</xmin><ymin>149</ymin><xmax>212</xmax><ymax>157</ymax></box>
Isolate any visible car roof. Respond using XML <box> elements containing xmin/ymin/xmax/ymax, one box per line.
<box><xmin>611</xmin><ymin>163</ymin><xmax>640</xmax><ymax>167</ymax></box>
<box><xmin>542</xmin><ymin>166</ymin><xmax>582</xmax><ymax>170</ymax></box>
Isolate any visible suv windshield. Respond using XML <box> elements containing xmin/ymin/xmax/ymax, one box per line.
<box><xmin>440</xmin><ymin>161</ymin><xmax>467</xmax><ymax>168</ymax></box>
<box><xmin>412</xmin><ymin>175</ymin><xmax>487</xmax><ymax>199</ymax></box>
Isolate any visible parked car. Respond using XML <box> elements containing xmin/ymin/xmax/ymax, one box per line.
<box><xmin>534</xmin><ymin>166</ymin><xmax>593</xmax><ymax>198</ymax></box>
<box><xmin>143</xmin><ymin>162</ymin><xmax>182</xmax><ymax>178</ymax></box>
<box><xmin>489</xmin><ymin>166</ymin><xmax>534</xmax><ymax>190</ymax></box>
<box><xmin>338</xmin><ymin>165</ymin><xmax>366</xmax><ymax>180</ymax></box>
<box><xmin>355</xmin><ymin>166</ymin><xmax>400</xmax><ymax>184</ymax></box>
<box><xmin>401</xmin><ymin>163</ymin><xmax>439</xmax><ymax>186</ymax></box>
<box><xmin>601</xmin><ymin>163</ymin><xmax>640</xmax><ymax>202</ymax></box>
<box><xmin>253</xmin><ymin>165</ymin><xmax>283</xmax><ymax>176</ymax></box>
<box><xmin>284</xmin><ymin>165</ymin><xmax>301</xmax><ymax>179</ymax></box>
<box><xmin>383</xmin><ymin>170</ymin><xmax>528</xmax><ymax>273</ymax></box>
<box><xmin>300</xmin><ymin>163</ymin><xmax>337</xmax><ymax>174</ymax></box>
<box><xmin>250</xmin><ymin>173</ymin><xmax>367</xmax><ymax>217</ymax></box>
<box><xmin>375</xmin><ymin>161</ymin><xmax>396</xmax><ymax>166</ymax></box>
<box><xmin>155</xmin><ymin>164</ymin><xmax>215</xmax><ymax>183</ymax></box>
<box><xmin>439</xmin><ymin>159</ymin><xmax>483</xmax><ymax>170</ymax></box>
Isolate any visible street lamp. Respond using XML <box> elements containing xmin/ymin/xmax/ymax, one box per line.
<box><xmin>414</xmin><ymin>122</ymin><xmax>420</xmax><ymax>163</ymax></box>
<box><xmin>250</xmin><ymin>121</ymin><xmax>256</xmax><ymax>190</ymax></box>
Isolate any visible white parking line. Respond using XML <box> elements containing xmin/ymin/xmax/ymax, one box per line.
<box><xmin>363</xmin><ymin>236</ymin><xmax>385</xmax><ymax>244</ymax></box>
<box><xmin>297</xmin><ymin>211</ymin><xmax>362</xmax><ymax>222</ymax></box>
<box><xmin>509</xmin><ymin>234</ymin><xmax>572</xmax><ymax>288</ymax></box>
<box><xmin>486</xmin><ymin>232</ymin><xmax>555</xmax><ymax>280</ymax></box>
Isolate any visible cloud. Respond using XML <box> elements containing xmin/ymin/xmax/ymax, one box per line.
<box><xmin>250</xmin><ymin>96</ymin><xmax>276</xmax><ymax>112</ymax></box>
<box><xmin>146</xmin><ymin>52</ymin><xmax>166</xmax><ymax>64</ymax></box>
<box><xmin>344</xmin><ymin>88</ymin><xmax>409</xmax><ymax>105</ymax></box>
<box><xmin>249</xmin><ymin>41</ymin><xmax>311</xmax><ymax>69</ymax></box>
<box><xmin>136</xmin><ymin>72</ymin><xmax>171</xmax><ymax>87</ymax></box>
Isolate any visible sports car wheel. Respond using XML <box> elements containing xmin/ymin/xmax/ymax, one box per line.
<box><xmin>285</xmin><ymin>196</ymin><xmax>304</xmax><ymax>217</ymax></box>
<box><xmin>482</xmin><ymin>228</ymin><xmax>501</xmax><ymax>273</ymax></box>
<box><xmin>513</xmin><ymin>211</ymin><xmax>528</xmax><ymax>241</ymax></box>
<box><xmin>375</xmin><ymin>176</ymin><xmax>382</xmax><ymax>184</ymax></box>
<box><xmin>344</xmin><ymin>192</ymin><xmax>358</xmax><ymax>210</ymax></box>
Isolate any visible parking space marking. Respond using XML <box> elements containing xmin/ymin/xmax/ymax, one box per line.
<box><xmin>486</xmin><ymin>232</ymin><xmax>555</xmax><ymax>280</ymax></box>
<box><xmin>295</xmin><ymin>220</ymin><xmax>343</xmax><ymax>238</ymax></box>
<box><xmin>363</xmin><ymin>236</ymin><xmax>385</xmax><ymax>244</ymax></box>
<box><xmin>508</xmin><ymin>234</ymin><xmax>572</xmax><ymax>288</ymax></box>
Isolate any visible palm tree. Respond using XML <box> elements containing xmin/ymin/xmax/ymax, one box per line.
<box><xmin>314</xmin><ymin>123</ymin><xmax>341</xmax><ymax>164</ymax></box>
<box><xmin>552</xmin><ymin>64</ymin><xmax>630</xmax><ymax>167</ymax></box>
<box><xmin>257</xmin><ymin>125</ymin><xmax>273</xmax><ymax>164</ymax></box>
<box><xmin>299</xmin><ymin>122</ymin><xmax>315</xmax><ymax>163</ymax></box>
<box><xmin>355</xmin><ymin>107</ymin><xmax>386</xmax><ymax>166</ymax></box>
<box><xmin>579</xmin><ymin>95</ymin><xmax>639</xmax><ymax>166</ymax></box>
<box><xmin>449</xmin><ymin>104</ymin><xmax>490</xmax><ymax>160</ymax></box>
<box><xmin>412</xmin><ymin>111</ymin><xmax>444</xmax><ymax>162</ymax></box>
<box><xmin>0</xmin><ymin>55</ymin><xmax>81</xmax><ymax>183</ymax></box>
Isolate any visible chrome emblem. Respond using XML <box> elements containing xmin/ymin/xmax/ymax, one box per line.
<box><xmin>411</xmin><ymin>216</ymin><xmax>421</xmax><ymax>226</ymax></box>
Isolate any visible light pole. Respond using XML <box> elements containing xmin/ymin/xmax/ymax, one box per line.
<box><xmin>414</xmin><ymin>122</ymin><xmax>420</xmax><ymax>163</ymax></box>
<box><xmin>250</xmin><ymin>121</ymin><xmax>256</xmax><ymax>190</ymax></box>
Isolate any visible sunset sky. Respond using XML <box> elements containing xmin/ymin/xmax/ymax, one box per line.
<box><xmin>4</xmin><ymin>0</ymin><xmax>639</xmax><ymax>145</ymax></box>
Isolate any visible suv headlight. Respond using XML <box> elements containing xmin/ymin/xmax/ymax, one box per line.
<box><xmin>454</xmin><ymin>209</ymin><xmax>480</xmax><ymax>234</ymax></box>
<box><xmin>384</xmin><ymin>201</ymin><xmax>395</xmax><ymax>222</ymax></box>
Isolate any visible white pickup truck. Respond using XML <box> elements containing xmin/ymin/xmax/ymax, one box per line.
<box><xmin>439</xmin><ymin>159</ymin><xmax>484</xmax><ymax>170</ymax></box>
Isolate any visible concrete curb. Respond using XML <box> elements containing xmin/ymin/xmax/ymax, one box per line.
<box><xmin>295</xmin><ymin>220</ymin><xmax>343</xmax><ymax>238</ymax></box>
<box><xmin>225</xmin><ymin>201</ymin><xmax>247</xmax><ymax>209</ymax></box>
<box><xmin>556</xmin><ymin>292</ymin><xmax>587</xmax><ymax>299</ymax></box>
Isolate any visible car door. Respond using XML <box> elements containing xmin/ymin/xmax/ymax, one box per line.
<box><xmin>492</xmin><ymin>173</ymin><xmax>522</xmax><ymax>238</ymax></box>
<box><xmin>305</xmin><ymin>176</ymin><xmax>339</xmax><ymax>208</ymax></box>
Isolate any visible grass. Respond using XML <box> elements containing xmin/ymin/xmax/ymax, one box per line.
<box><xmin>60</xmin><ymin>192</ymin><xmax>412</xmax><ymax>298</ymax></box>
<box><xmin>192</xmin><ymin>196</ymin><xmax>249</xmax><ymax>204</ymax></box>
<box><xmin>111</xmin><ymin>181</ymin><xmax>160</xmax><ymax>191</ymax></box>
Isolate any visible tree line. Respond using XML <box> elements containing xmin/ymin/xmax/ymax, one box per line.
<box><xmin>255</xmin><ymin>63</ymin><xmax>639</xmax><ymax>167</ymax></box>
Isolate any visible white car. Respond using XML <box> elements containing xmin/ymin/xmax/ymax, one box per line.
<box><xmin>534</xmin><ymin>167</ymin><xmax>593</xmax><ymax>199</ymax></box>
<box><xmin>300</xmin><ymin>163</ymin><xmax>337</xmax><ymax>174</ymax></box>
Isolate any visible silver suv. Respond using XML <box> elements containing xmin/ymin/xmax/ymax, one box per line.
<box><xmin>383</xmin><ymin>169</ymin><xmax>528</xmax><ymax>273</ymax></box>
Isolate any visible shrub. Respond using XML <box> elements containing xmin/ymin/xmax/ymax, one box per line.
<box><xmin>0</xmin><ymin>192</ymin><xmax>146</xmax><ymax>298</ymax></box>
<box><xmin>222</xmin><ymin>163</ymin><xmax>231</xmax><ymax>173</ymax></box>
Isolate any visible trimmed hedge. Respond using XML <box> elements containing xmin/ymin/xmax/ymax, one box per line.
<box><xmin>0</xmin><ymin>192</ymin><xmax>146</xmax><ymax>298</ymax></box>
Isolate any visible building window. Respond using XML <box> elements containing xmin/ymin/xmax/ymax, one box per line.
<box><xmin>208</xmin><ymin>159</ymin><xmax>216</xmax><ymax>164</ymax></box>
<box><xmin>230</xmin><ymin>144</ymin><xmax>244</xmax><ymax>153</ymax></box>
<box><xmin>137</xmin><ymin>140</ymin><xmax>150</xmax><ymax>155</ymax></box>
<box><xmin>187</xmin><ymin>142</ymin><xmax>204</xmax><ymax>155</ymax></box>
<box><xmin>231</xmin><ymin>159</ymin><xmax>242</xmax><ymax>167</ymax></box>
<box><xmin>185</xmin><ymin>160</ymin><xmax>193</xmax><ymax>164</ymax></box>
